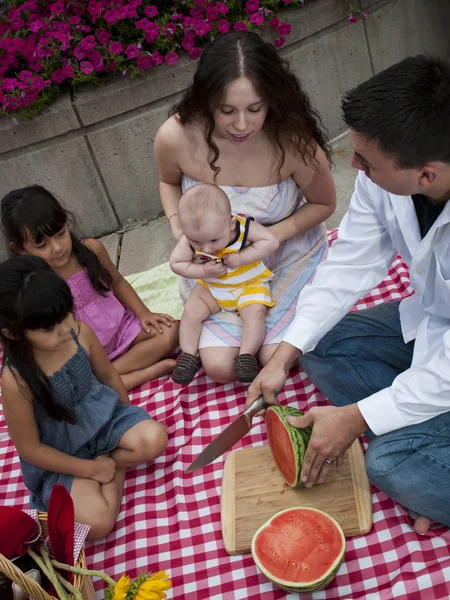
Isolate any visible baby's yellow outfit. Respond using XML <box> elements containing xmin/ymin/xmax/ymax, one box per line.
<box><xmin>195</xmin><ymin>216</ymin><xmax>275</xmax><ymax>313</ymax></box>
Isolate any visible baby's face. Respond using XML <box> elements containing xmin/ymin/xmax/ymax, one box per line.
<box><xmin>184</xmin><ymin>216</ymin><xmax>234</xmax><ymax>256</ymax></box>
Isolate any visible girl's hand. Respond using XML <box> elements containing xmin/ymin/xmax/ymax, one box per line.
<box><xmin>90</xmin><ymin>455</ymin><xmax>117</xmax><ymax>484</ymax></box>
<box><xmin>139</xmin><ymin>309</ymin><xmax>175</xmax><ymax>334</ymax></box>
<box><xmin>223</xmin><ymin>253</ymin><xmax>242</xmax><ymax>270</ymax></box>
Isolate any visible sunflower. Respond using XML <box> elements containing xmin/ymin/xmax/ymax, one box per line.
<box><xmin>109</xmin><ymin>575</ymin><xmax>131</xmax><ymax>600</ymax></box>
<box><xmin>132</xmin><ymin>571</ymin><xmax>172</xmax><ymax>600</ymax></box>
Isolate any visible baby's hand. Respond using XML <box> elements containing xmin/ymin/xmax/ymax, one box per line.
<box><xmin>204</xmin><ymin>260</ymin><xmax>227</xmax><ymax>278</ymax></box>
<box><xmin>223</xmin><ymin>253</ymin><xmax>242</xmax><ymax>270</ymax></box>
<box><xmin>90</xmin><ymin>454</ymin><xmax>117</xmax><ymax>484</ymax></box>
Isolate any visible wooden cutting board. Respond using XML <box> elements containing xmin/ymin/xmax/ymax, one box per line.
<box><xmin>221</xmin><ymin>439</ymin><xmax>372</xmax><ymax>555</ymax></box>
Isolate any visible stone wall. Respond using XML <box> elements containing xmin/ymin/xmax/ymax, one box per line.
<box><xmin>0</xmin><ymin>0</ymin><xmax>449</xmax><ymax>260</ymax></box>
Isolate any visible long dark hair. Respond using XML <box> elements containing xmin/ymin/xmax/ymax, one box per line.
<box><xmin>0</xmin><ymin>256</ymin><xmax>76</xmax><ymax>423</ymax></box>
<box><xmin>171</xmin><ymin>31</ymin><xmax>331</xmax><ymax>178</ymax></box>
<box><xmin>1</xmin><ymin>185</ymin><xmax>112</xmax><ymax>295</ymax></box>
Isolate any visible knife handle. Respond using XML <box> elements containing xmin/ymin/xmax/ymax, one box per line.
<box><xmin>244</xmin><ymin>396</ymin><xmax>267</xmax><ymax>417</ymax></box>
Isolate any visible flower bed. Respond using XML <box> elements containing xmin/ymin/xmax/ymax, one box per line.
<box><xmin>0</xmin><ymin>0</ymin><xmax>364</xmax><ymax>119</ymax></box>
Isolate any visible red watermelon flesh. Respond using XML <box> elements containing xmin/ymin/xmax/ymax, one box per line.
<box><xmin>251</xmin><ymin>507</ymin><xmax>345</xmax><ymax>592</ymax></box>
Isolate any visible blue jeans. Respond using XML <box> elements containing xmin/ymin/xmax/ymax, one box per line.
<box><xmin>300</xmin><ymin>301</ymin><xmax>450</xmax><ymax>527</ymax></box>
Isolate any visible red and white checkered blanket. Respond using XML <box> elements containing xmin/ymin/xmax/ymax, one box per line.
<box><xmin>1</xmin><ymin>230</ymin><xmax>450</xmax><ymax>599</ymax></box>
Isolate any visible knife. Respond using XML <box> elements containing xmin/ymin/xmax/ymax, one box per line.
<box><xmin>185</xmin><ymin>396</ymin><xmax>267</xmax><ymax>473</ymax></box>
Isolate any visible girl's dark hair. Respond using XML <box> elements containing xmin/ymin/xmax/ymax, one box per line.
<box><xmin>342</xmin><ymin>55</ymin><xmax>450</xmax><ymax>168</ymax></box>
<box><xmin>0</xmin><ymin>185</ymin><xmax>112</xmax><ymax>295</ymax></box>
<box><xmin>171</xmin><ymin>31</ymin><xmax>331</xmax><ymax>178</ymax></box>
<box><xmin>0</xmin><ymin>255</ymin><xmax>76</xmax><ymax>423</ymax></box>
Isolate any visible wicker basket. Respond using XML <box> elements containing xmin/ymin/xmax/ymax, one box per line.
<box><xmin>0</xmin><ymin>512</ymin><xmax>96</xmax><ymax>600</ymax></box>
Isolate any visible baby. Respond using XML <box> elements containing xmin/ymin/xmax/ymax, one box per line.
<box><xmin>170</xmin><ymin>183</ymin><xmax>279</xmax><ymax>384</ymax></box>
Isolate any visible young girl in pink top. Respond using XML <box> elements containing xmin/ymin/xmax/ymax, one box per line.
<box><xmin>1</xmin><ymin>185</ymin><xmax>179</xmax><ymax>391</ymax></box>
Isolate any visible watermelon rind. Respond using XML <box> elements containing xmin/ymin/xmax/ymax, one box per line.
<box><xmin>251</xmin><ymin>507</ymin><xmax>346</xmax><ymax>592</ymax></box>
<box><xmin>265</xmin><ymin>405</ymin><xmax>312</xmax><ymax>487</ymax></box>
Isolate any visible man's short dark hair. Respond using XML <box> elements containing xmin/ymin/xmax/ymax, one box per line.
<box><xmin>342</xmin><ymin>55</ymin><xmax>450</xmax><ymax>168</ymax></box>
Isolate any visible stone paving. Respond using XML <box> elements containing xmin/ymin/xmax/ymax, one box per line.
<box><xmin>101</xmin><ymin>131</ymin><xmax>356</xmax><ymax>274</ymax></box>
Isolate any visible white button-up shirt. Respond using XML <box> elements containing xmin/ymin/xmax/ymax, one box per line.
<box><xmin>283</xmin><ymin>171</ymin><xmax>450</xmax><ymax>436</ymax></box>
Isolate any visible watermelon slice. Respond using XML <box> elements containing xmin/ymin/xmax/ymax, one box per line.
<box><xmin>251</xmin><ymin>507</ymin><xmax>346</xmax><ymax>592</ymax></box>
<box><xmin>266</xmin><ymin>405</ymin><xmax>312</xmax><ymax>487</ymax></box>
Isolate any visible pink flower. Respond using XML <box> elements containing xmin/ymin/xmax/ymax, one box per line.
<box><xmin>195</xmin><ymin>20</ymin><xmax>212</xmax><ymax>36</ymax></box>
<box><xmin>73</xmin><ymin>45</ymin><xmax>86</xmax><ymax>60</ymax></box>
<box><xmin>80</xmin><ymin>61</ymin><xmax>95</xmax><ymax>75</ymax></box>
<box><xmin>50</xmin><ymin>2</ymin><xmax>65</xmax><ymax>14</ymax></box>
<box><xmin>347</xmin><ymin>15</ymin><xmax>358</xmax><ymax>23</ymax></box>
<box><xmin>217</xmin><ymin>18</ymin><xmax>230</xmax><ymax>33</ymax></box>
<box><xmin>144</xmin><ymin>5</ymin><xmax>158</xmax><ymax>18</ymax></box>
<box><xmin>63</xmin><ymin>64</ymin><xmax>74</xmax><ymax>78</ymax></box>
<box><xmin>80</xmin><ymin>35</ymin><xmax>96</xmax><ymax>50</ymax></box>
<box><xmin>249</xmin><ymin>12</ymin><xmax>264</xmax><ymax>25</ymax></box>
<box><xmin>152</xmin><ymin>50</ymin><xmax>163</xmax><ymax>66</ymax></box>
<box><xmin>69</xmin><ymin>16</ymin><xmax>81</xmax><ymax>25</ymax></box>
<box><xmin>189</xmin><ymin>47</ymin><xmax>202</xmax><ymax>60</ymax></box>
<box><xmin>118</xmin><ymin>6</ymin><xmax>130</xmax><ymax>18</ymax></box>
<box><xmin>233</xmin><ymin>21</ymin><xmax>248</xmax><ymax>32</ymax></box>
<box><xmin>29</xmin><ymin>76</ymin><xmax>46</xmax><ymax>90</ymax></box>
<box><xmin>165</xmin><ymin>51</ymin><xmax>179</xmax><ymax>65</ymax></box>
<box><xmin>95</xmin><ymin>29</ymin><xmax>110</xmax><ymax>45</ymax></box>
<box><xmin>181</xmin><ymin>37</ymin><xmax>195</xmax><ymax>51</ymax></box>
<box><xmin>137</xmin><ymin>54</ymin><xmax>152</xmax><ymax>71</ymax></box>
<box><xmin>269</xmin><ymin>16</ymin><xmax>280</xmax><ymax>29</ymax></box>
<box><xmin>205</xmin><ymin>6</ymin><xmax>219</xmax><ymax>20</ymax></box>
<box><xmin>135</xmin><ymin>18</ymin><xmax>150</xmax><ymax>30</ymax></box>
<box><xmin>362</xmin><ymin>12</ymin><xmax>369</xmax><ymax>20</ymax></box>
<box><xmin>87</xmin><ymin>0</ymin><xmax>103</xmax><ymax>19</ymax></box>
<box><xmin>278</xmin><ymin>21</ymin><xmax>291</xmax><ymax>36</ymax></box>
<box><xmin>18</xmin><ymin>70</ymin><xmax>33</xmax><ymax>82</ymax></box>
<box><xmin>51</xmin><ymin>68</ymin><xmax>66</xmax><ymax>83</ymax></box>
<box><xmin>104</xmin><ymin>9</ymin><xmax>120</xmax><ymax>25</ymax></box>
<box><xmin>109</xmin><ymin>41</ymin><xmax>123</xmax><ymax>55</ymax></box>
<box><xmin>107</xmin><ymin>60</ymin><xmax>117</xmax><ymax>71</ymax></box>
<box><xmin>216</xmin><ymin>2</ymin><xmax>228</xmax><ymax>14</ymax></box>
<box><xmin>2</xmin><ymin>78</ymin><xmax>18</xmax><ymax>92</ymax></box>
<box><xmin>29</xmin><ymin>19</ymin><xmax>45</xmax><ymax>33</ymax></box>
<box><xmin>125</xmin><ymin>44</ymin><xmax>140</xmax><ymax>59</ymax></box>
<box><xmin>144</xmin><ymin>23</ymin><xmax>159</xmax><ymax>43</ymax></box>
<box><xmin>246</xmin><ymin>0</ymin><xmax>259</xmax><ymax>13</ymax></box>
<box><xmin>274</xmin><ymin>36</ymin><xmax>285</xmax><ymax>49</ymax></box>
<box><xmin>10</xmin><ymin>17</ymin><xmax>25</xmax><ymax>30</ymax></box>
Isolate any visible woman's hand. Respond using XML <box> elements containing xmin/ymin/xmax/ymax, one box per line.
<box><xmin>139</xmin><ymin>309</ymin><xmax>176</xmax><ymax>334</ymax></box>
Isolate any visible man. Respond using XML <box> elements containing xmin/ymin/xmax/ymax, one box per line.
<box><xmin>247</xmin><ymin>55</ymin><xmax>450</xmax><ymax>534</ymax></box>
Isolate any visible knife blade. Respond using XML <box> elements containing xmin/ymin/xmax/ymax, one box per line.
<box><xmin>185</xmin><ymin>396</ymin><xmax>267</xmax><ymax>473</ymax></box>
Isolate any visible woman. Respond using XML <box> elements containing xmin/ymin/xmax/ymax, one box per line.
<box><xmin>155</xmin><ymin>31</ymin><xmax>336</xmax><ymax>383</ymax></box>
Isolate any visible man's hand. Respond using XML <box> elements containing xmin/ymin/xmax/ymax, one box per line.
<box><xmin>287</xmin><ymin>403</ymin><xmax>368</xmax><ymax>487</ymax></box>
<box><xmin>204</xmin><ymin>261</ymin><xmax>227</xmax><ymax>278</ymax></box>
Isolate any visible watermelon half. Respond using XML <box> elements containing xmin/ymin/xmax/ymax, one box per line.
<box><xmin>251</xmin><ymin>507</ymin><xmax>346</xmax><ymax>592</ymax></box>
<box><xmin>266</xmin><ymin>405</ymin><xmax>312</xmax><ymax>487</ymax></box>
